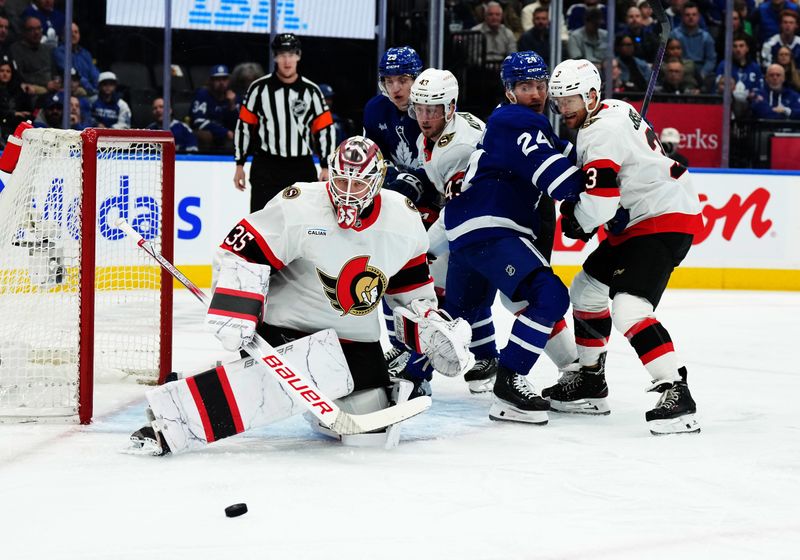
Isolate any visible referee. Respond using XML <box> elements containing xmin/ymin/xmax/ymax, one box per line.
<box><xmin>234</xmin><ymin>33</ymin><xmax>335</xmax><ymax>212</ymax></box>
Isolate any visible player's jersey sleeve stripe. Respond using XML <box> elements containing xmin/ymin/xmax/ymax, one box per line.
<box><xmin>238</xmin><ymin>105</ymin><xmax>258</xmax><ymax>125</ymax></box>
<box><xmin>387</xmin><ymin>254</ymin><xmax>432</xmax><ymax>294</ymax></box>
<box><xmin>546</xmin><ymin>166</ymin><xmax>582</xmax><ymax>197</ymax></box>
<box><xmin>311</xmin><ymin>110</ymin><xmax>334</xmax><ymax>134</ymax></box>
<box><xmin>583</xmin><ymin>159</ymin><xmax>621</xmax><ymax>173</ymax></box>
<box><xmin>586</xmin><ymin>186</ymin><xmax>621</xmax><ymax>198</ymax></box>
<box><xmin>531</xmin><ymin>154</ymin><xmax>561</xmax><ymax>186</ymax></box>
<box><xmin>219</xmin><ymin>219</ymin><xmax>286</xmax><ymax>270</ymax></box>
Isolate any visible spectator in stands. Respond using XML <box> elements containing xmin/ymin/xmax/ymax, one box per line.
<box><xmin>317</xmin><ymin>83</ymin><xmax>354</xmax><ymax>145</ymax></box>
<box><xmin>0</xmin><ymin>13</ymin><xmax>13</xmax><ymax>61</ymax></box>
<box><xmin>91</xmin><ymin>71</ymin><xmax>131</xmax><ymax>129</ymax></box>
<box><xmin>672</xmin><ymin>2</ymin><xmax>717</xmax><ymax>82</ymax></box>
<box><xmin>471</xmin><ymin>1</ymin><xmax>517</xmax><ymax>63</ymax></box>
<box><xmin>21</xmin><ymin>0</ymin><xmax>63</xmax><ymax>46</ymax></box>
<box><xmin>567</xmin><ymin>8</ymin><xmax>609</xmax><ymax>66</ymax></box>
<box><xmin>32</xmin><ymin>90</ymin><xmax>62</xmax><ymax>127</ymax></box>
<box><xmin>0</xmin><ymin>56</ymin><xmax>32</xmax><ymax>138</ymax></box>
<box><xmin>146</xmin><ymin>97</ymin><xmax>199</xmax><ymax>153</ymax></box>
<box><xmin>229</xmin><ymin>62</ymin><xmax>265</xmax><ymax>96</ymax></box>
<box><xmin>69</xmin><ymin>95</ymin><xmax>92</xmax><ymax>130</ymax></box>
<box><xmin>566</xmin><ymin>0</ymin><xmax>606</xmax><ymax>32</ymax></box>
<box><xmin>517</xmin><ymin>7</ymin><xmax>550</xmax><ymax>65</ymax></box>
<box><xmin>666</xmin><ymin>0</ymin><xmax>688</xmax><ymax>29</ymax></box>
<box><xmin>660</xmin><ymin>127</ymin><xmax>689</xmax><ymax>166</ymax></box>
<box><xmin>716</xmin><ymin>33</ymin><xmax>763</xmax><ymax>97</ymax></box>
<box><xmin>750</xmin><ymin>64</ymin><xmax>800</xmax><ymax>119</ymax></box>
<box><xmin>10</xmin><ymin>16</ymin><xmax>58</xmax><ymax>96</ymax></box>
<box><xmin>615</xmin><ymin>34</ymin><xmax>652</xmax><ymax>91</ymax></box>
<box><xmin>638</xmin><ymin>0</ymin><xmax>655</xmax><ymax>29</ymax></box>
<box><xmin>53</xmin><ymin>23</ymin><xmax>99</xmax><ymax>97</ymax></box>
<box><xmin>753</xmin><ymin>0</ymin><xmax>799</xmax><ymax>45</ymax></box>
<box><xmin>776</xmin><ymin>45</ymin><xmax>800</xmax><ymax>90</ymax></box>
<box><xmin>761</xmin><ymin>10</ymin><xmax>800</xmax><ymax>68</ymax></box>
<box><xmin>657</xmin><ymin>57</ymin><xmax>701</xmax><ymax>94</ymax></box>
<box><xmin>665</xmin><ymin>37</ymin><xmax>701</xmax><ymax>90</ymax></box>
<box><xmin>732</xmin><ymin>1</ymin><xmax>754</xmax><ymax>39</ymax></box>
<box><xmin>190</xmin><ymin>64</ymin><xmax>239</xmax><ymax>151</ymax></box>
<box><xmin>621</xmin><ymin>5</ymin><xmax>660</xmax><ymax>63</ymax></box>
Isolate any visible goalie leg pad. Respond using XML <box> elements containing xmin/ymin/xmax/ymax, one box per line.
<box><xmin>147</xmin><ymin>329</ymin><xmax>353</xmax><ymax>454</ymax></box>
<box><xmin>307</xmin><ymin>377</ymin><xmax>413</xmax><ymax>449</ymax></box>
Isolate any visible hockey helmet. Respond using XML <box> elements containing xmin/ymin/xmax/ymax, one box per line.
<box><xmin>271</xmin><ymin>33</ymin><xmax>301</xmax><ymax>55</ymax></box>
<box><xmin>501</xmin><ymin>51</ymin><xmax>549</xmax><ymax>90</ymax></box>
<box><xmin>409</xmin><ymin>68</ymin><xmax>458</xmax><ymax>122</ymax></box>
<box><xmin>378</xmin><ymin>46</ymin><xmax>423</xmax><ymax>79</ymax></box>
<box><xmin>548</xmin><ymin>59</ymin><xmax>602</xmax><ymax>115</ymax></box>
<box><xmin>327</xmin><ymin>136</ymin><xmax>388</xmax><ymax>226</ymax></box>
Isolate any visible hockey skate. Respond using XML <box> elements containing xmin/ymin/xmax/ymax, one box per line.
<box><xmin>542</xmin><ymin>353</ymin><xmax>610</xmax><ymax>415</ymax></box>
<box><xmin>127</xmin><ymin>408</ymin><xmax>171</xmax><ymax>456</ymax></box>
<box><xmin>489</xmin><ymin>365</ymin><xmax>550</xmax><ymax>425</ymax></box>
<box><xmin>464</xmin><ymin>357</ymin><xmax>498</xmax><ymax>394</ymax></box>
<box><xmin>384</xmin><ymin>346</ymin><xmax>410</xmax><ymax>375</ymax></box>
<box><xmin>394</xmin><ymin>369</ymin><xmax>432</xmax><ymax>399</ymax></box>
<box><xmin>645</xmin><ymin>377</ymin><xmax>700</xmax><ymax>435</ymax></box>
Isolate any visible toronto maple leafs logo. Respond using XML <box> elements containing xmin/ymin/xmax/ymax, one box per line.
<box><xmin>392</xmin><ymin>125</ymin><xmax>419</xmax><ymax>170</ymax></box>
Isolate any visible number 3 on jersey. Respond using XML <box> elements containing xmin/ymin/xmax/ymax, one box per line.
<box><xmin>517</xmin><ymin>130</ymin><xmax>552</xmax><ymax>156</ymax></box>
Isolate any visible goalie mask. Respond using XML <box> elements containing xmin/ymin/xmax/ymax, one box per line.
<box><xmin>327</xmin><ymin>136</ymin><xmax>388</xmax><ymax>228</ymax></box>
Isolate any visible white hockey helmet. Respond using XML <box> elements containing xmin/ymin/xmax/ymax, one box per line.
<box><xmin>548</xmin><ymin>59</ymin><xmax>602</xmax><ymax>114</ymax></box>
<box><xmin>327</xmin><ymin>136</ymin><xmax>388</xmax><ymax>225</ymax></box>
<box><xmin>409</xmin><ymin>68</ymin><xmax>459</xmax><ymax>122</ymax></box>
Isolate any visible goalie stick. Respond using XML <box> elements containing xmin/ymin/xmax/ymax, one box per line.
<box><xmin>640</xmin><ymin>0</ymin><xmax>671</xmax><ymax>120</ymax></box>
<box><xmin>117</xmin><ymin>219</ymin><xmax>432</xmax><ymax>435</ymax></box>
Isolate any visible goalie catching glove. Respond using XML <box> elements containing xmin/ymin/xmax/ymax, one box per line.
<box><xmin>393</xmin><ymin>299</ymin><xmax>475</xmax><ymax>377</ymax></box>
<box><xmin>206</xmin><ymin>253</ymin><xmax>270</xmax><ymax>352</ymax></box>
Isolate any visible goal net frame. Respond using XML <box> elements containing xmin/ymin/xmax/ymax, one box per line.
<box><xmin>0</xmin><ymin>128</ymin><xmax>175</xmax><ymax>424</ymax></box>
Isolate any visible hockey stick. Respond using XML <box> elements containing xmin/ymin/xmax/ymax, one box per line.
<box><xmin>117</xmin><ymin>219</ymin><xmax>432</xmax><ymax>435</ymax></box>
<box><xmin>640</xmin><ymin>0</ymin><xmax>672</xmax><ymax>120</ymax></box>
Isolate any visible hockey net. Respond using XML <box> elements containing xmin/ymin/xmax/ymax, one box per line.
<box><xmin>0</xmin><ymin>128</ymin><xmax>174</xmax><ymax>423</ymax></box>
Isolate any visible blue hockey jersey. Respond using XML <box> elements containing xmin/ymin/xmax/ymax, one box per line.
<box><xmin>362</xmin><ymin>94</ymin><xmax>423</xmax><ymax>174</ymax></box>
<box><xmin>444</xmin><ymin>104</ymin><xmax>583</xmax><ymax>251</ymax></box>
<box><xmin>190</xmin><ymin>88</ymin><xmax>240</xmax><ymax>141</ymax></box>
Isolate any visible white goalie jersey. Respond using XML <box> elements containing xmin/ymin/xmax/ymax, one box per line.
<box><xmin>573</xmin><ymin>100</ymin><xmax>702</xmax><ymax>245</ymax></box>
<box><xmin>216</xmin><ymin>183</ymin><xmax>436</xmax><ymax>343</ymax></box>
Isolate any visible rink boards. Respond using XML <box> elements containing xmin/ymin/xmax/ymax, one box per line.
<box><xmin>4</xmin><ymin>156</ymin><xmax>793</xmax><ymax>291</ymax></box>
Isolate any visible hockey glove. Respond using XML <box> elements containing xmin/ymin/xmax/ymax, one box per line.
<box><xmin>385</xmin><ymin>172</ymin><xmax>425</xmax><ymax>204</ymax></box>
<box><xmin>605</xmin><ymin>206</ymin><xmax>631</xmax><ymax>235</ymax></box>
<box><xmin>393</xmin><ymin>299</ymin><xmax>475</xmax><ymax>377</ymax></box>
<box><xmin>560</xmin><ymin>201</ymin><xmax>597</xmax><ymax>242</ymax></box>
<box><xmin>206</xmin><ymin>253</ymin><xmax>270</xmax><ymax>352</ymax></box>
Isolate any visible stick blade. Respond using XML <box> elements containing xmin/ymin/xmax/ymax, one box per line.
<box><xmin>331</xmin><ymin>396</ymin><xmax>432</xmax><ymax>435</ymax></box>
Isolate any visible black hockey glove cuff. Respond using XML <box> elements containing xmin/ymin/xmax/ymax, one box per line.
<box><xmin>560</xmin><ymin>201</ymin><xmax>597</xmax><ymax>242</ymax></box>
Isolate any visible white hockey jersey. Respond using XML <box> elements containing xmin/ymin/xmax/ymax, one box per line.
<box><xmin>416</xmin><ymin>111</ymin><xmax>485</xmax><ymax>258</ymax></box>
<box><xmin>573</xmin><ymin>100</ymin><xmax>702</xmax><ymax>246</ymax></box>
<box><xmin>217</xmin><ymin>183</ymin><xmax>435</xmax><ymax>343</ymax></box>
<box><xmin>416</xmin><ymin>111</ymin><xmax>485</xmax><ymax>201</ymax></box>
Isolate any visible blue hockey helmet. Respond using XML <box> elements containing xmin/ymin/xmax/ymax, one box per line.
<box><xmin>378</xmin><ymin>46</ymin><xmax>423</xmax><ymax>79</ymax></box>
<box><xmin>501</xmin><ymin>51</ymin><xmax>549</xmax><ymax>90</ymax></box>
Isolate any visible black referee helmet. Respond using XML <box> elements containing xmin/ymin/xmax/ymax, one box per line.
<box><xmin>271</xmin><ymin>33</ymin><xmax>301</xmax><ymax>55</ymax></box>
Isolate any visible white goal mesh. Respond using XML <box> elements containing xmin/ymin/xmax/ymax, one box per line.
<box><xmin>0</xmin><ymin>128</ymin><xmax>173</xmax><ymax>422</ymax></box>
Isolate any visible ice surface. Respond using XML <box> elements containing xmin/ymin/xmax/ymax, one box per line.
<box><xmin>1</xmin><ymin>289</ymin><xmax>799</xmax><ymax>560</ymax></box>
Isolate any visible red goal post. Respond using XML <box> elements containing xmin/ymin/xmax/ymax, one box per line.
<box><xmin>0</xmin><ymin>128</ymin><xmax>175</xmax><ymax>424</ymax></box>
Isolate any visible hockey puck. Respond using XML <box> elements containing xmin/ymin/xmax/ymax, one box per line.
<box><xmin>225</xmin><ymin>503</ymin><xmax>248</xmax><ymax>518</ymax></box>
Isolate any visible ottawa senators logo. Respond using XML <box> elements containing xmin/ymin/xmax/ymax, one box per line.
<box><xmin>317</xmin><ymin>256</ymin><xmax>388</xmax><ymax>316</ymax></box>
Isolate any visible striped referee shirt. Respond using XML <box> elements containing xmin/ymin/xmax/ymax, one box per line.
<box><xmin>235</xmin><ymin>73</ymin><xmax>335</xmax><ymax>166</ymax></box>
